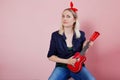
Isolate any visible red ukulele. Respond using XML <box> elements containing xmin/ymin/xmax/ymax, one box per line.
<box><xmin>67</xmin><ymin>31</ymin><xmax>100</xmax><ymax>73</ymax></box>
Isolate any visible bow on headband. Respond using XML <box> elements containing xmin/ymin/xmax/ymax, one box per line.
<box><xmin>70</xmin><ymin>1</ymin><xmax>78</xmax><ymax>12</ymax></box>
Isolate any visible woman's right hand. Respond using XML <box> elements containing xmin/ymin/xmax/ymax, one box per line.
<box><xmin>67</xmin><ymin>56</ymin><xmax>77</xmax><ymax>66</ymax></box>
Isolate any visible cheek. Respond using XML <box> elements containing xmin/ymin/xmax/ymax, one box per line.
<box><xmin>69</xmin><ymin>19</ymin><xmax>75</xmax><ymax>24</ymax></box>
<box><xmin>70</xmin><ymin>18</ymin><xmax>75</xmax><ymax>22</ymax></box>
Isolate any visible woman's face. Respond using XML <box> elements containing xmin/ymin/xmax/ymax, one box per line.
<box><xmin>62</xmin><ymin>10</ymin><xmax>75</xmax><ymax>28</ymax></box>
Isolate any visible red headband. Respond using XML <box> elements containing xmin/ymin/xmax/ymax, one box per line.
<box><xmin>70</xmin><ymin>1</ymin><xmax>78</xmax><ymax>12</ymax></box>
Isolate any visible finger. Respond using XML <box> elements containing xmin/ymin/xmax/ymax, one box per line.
<box><xmin>90</xmin><ymin>41</ymin><xmax>94</xmax><ymax>46</ymax></box>
<box><xmin>70</xmin><ymin>56</ymin><xmax>74</xmax><ymax>59</ymax></box>
<box><xmin>76</xmin><ymin>58</ymin><xmax>80</xmax><ymax>61</ymax></box>
<box><xmin>71</xmin><ymin>63</ymin><xmax>74</xmax><ymax>67</ymax></box>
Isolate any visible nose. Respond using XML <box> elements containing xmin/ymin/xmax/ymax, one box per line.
<box><xmin>62</xmin><ymin>17</ymin><xmax>67</xmax><ymax>21</ymax></box>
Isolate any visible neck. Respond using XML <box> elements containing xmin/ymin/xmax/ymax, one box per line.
<box><xmin>64</xmin><ymin>26</ymin><xmax>74</xmax><ymax>34</ymax></box>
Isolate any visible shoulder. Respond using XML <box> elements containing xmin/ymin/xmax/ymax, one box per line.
<box><xmin>51</xmin><ymin>30</ymin><xmax>60</xmax><ymax>38</ymax></box>
<box><xmin>51</xmin><ymin>30</ymin><xmax>59</xmax><ymax>35</ymax></box>
<box><xmin>79</xmin><ymin>30</ymin><xmax>85</xmax><ymax>35</ymax></box>
<box><xmin>79</xmin><ymin>30</ymin><xmax>86</xmax><ymax>40</ymax></box>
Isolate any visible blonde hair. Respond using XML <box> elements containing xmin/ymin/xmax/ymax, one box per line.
<box><xmin>59</xmin><ymin>8</ymin><xmax>81</xmax><ymax>38</ymax></box>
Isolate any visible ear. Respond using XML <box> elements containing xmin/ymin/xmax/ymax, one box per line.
<box><xmin>74</xmin><ymin>18</ymin><xmax>77</xmax><ymax>23</ymax></box>
<box><xmin>73</xmin><ymin>18</ymin><xmax>76</xmax><ymax>22</ymax></box>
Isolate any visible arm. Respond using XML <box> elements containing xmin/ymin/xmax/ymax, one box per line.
<box><xmin>48</xmin><ymin>55</ymin><xmax>68</xmax><ymax>64</ymax></box>
<box><xmin>48</xmin><ymin>55</ymin><xmax>77</xmax><ymax>65</ymax></box>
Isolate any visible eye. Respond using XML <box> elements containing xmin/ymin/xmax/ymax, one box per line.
<box><xmin>62</xmin><ymin>15</ymin><xmax>65</xmax><ymax>18</ymax></box>
<box><xmin>66</xmin><ymin>15</ymin><xmax>71</xmax><ymax>18</ymax></box>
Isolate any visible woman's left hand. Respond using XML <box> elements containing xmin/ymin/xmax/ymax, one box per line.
<box><xmin>89</xmin><ymin>41</ymin><xmax>94</xmax><ymax>46</ymax></box>
<box><xmin>83</xmin><ymin>40</ymin><xmax>94</xmax><ymax>47</ymax></box>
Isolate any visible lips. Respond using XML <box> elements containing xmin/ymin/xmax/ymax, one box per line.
<box><xmin>63</xmin><ymin>22</ymin><xmax>68</xmax><ymax>24</ymax></box>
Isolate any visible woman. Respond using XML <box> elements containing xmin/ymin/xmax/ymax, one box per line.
<box><xmin>47</xmin><ymin>2</ymin><xmax>95</xmax><ymax>80</ymax></box>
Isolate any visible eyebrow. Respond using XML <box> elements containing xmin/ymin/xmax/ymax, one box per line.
<box><xmin>62</xmin><ymin>14</ymin><xmax>71</xmax><ymax>16</ymax></box>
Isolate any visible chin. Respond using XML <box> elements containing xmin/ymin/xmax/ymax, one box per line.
<box><xmin>63</xmin><ymin>25</ymin><xmax>69</xmax><ymax>28</ymax></box>
<box><xmin>63</xmin><ymin>24</ymin><xmax>70</xmax><ymax>27</ymax></box>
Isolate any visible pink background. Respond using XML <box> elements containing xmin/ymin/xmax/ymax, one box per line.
<box><xmin>0</xmin><ymin>0</ymin><xmax>120</xmax><ymax>80</ymax></box>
